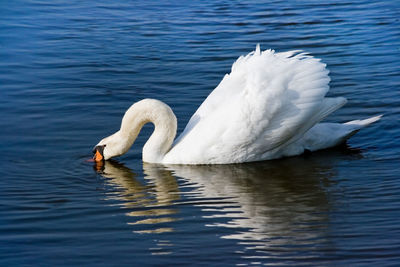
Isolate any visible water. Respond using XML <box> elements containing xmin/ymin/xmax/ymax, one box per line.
<box><xmin>1</xmin><ymin>0</ymin><xmax>400</xmax><ymax>265</ymax></box>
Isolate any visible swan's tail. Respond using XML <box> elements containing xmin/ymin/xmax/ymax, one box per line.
<box><xmin>342</xmin><ymin>115</ymin><xmax>383</xmax><ymax>139</ymax></box>
<box><xmin>344</xmin><ymin>115</ymin><xmax>383</xmax><ymax>127</ymax></box>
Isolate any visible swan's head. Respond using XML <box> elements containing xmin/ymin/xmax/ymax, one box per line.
<box><xmin>93</xmin><ymin>131</ymin><xmax>131</xmax><ymax>161</ymax></box>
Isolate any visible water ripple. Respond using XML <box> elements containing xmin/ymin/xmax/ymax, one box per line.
<box><xmin>1</xmin><ymin>0</ymin><xmax>399</xmax><ymax>265</ymax></box>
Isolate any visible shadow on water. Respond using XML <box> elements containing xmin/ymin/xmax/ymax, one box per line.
<box><xmin>93</xmin><ymin>147</ymin><xmax>358</xmax><ymax>253</ymax></box>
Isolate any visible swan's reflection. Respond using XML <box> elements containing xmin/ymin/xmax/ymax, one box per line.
<box><xmin>96</xmin><ymin>160</ymin><xmax>180</xmax><ymax>234</ymax></box>
<box><xmin>96</xmin><ymin>151</ymin><xmax>345</xmax><ymax>251</ymax></box>
<box><xmin>166</xmin><ymin>156</ymin><xmax>336</xmax><ymax>249</ymax></box>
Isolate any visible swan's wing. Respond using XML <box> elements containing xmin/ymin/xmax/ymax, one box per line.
<box><xmin>166</xmin><ymin>46</ymin><xmax>346</xmax><ymax>164</ymax></box>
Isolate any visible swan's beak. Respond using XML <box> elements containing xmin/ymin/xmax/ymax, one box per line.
<box><xmin>93</xmin><ymin>145</ymin><xmax>105</xmax><ymax>162</ymax></box>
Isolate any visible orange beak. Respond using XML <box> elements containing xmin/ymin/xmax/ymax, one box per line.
<box><xmin>93</xmin><ymin>145</ymin><xmax>105</xmax><ymax>162</ymax></box>
<box><xmin>94</xmin><ymin>149</ymin><xmax>104</xmax><ymax>162</ymax></box>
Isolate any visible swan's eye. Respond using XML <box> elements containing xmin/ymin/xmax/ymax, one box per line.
<box><xmin>92</xmin><ymin>144</ymin><xmax>106</xmax><ymax>153</ymax></box>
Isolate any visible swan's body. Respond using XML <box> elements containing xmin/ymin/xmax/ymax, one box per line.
<box><xmin>94</xmin><ymin>46</ymin><xmax>381</xmax><ymax>164</ymax></box>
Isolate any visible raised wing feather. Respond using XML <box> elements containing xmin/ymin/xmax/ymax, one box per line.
<box><xmin>165</xmin><ymin>46</ymin><xmax>346</xmax><ymax>164</ymax></box>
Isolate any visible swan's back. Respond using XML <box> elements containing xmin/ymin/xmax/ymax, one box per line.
<box><xmin>164</xmin><ymin>46</ymin><xmax>346</xmax><ymax>164</ymax></box>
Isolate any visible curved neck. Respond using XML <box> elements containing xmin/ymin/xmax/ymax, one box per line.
<box><xmin>120</xmin><ymin>99</ymin><xmax>177</xmax><ymax>163</ymax></box>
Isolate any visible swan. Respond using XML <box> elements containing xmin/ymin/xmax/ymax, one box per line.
<box><xmin>93</xmin><ymin>45</ymin><xmax>381</xmax><ymax>164</ymax></box>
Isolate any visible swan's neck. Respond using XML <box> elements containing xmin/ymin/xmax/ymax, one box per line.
<box><xmin>120</xmin><ymin>99</ymin><xmax>177</xmax><ymax>163</ymax></box>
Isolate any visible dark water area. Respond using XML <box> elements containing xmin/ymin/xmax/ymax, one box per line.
<box><xmin>1</xmin><ymin>0</ymin><xmax>400</xmax><ymax>266</ymax></box>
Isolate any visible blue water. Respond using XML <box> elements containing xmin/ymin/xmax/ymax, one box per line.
<box><xmin>1</xmin><ymin>0</ymin><xmax>400</xmax><ymax>266</ymax></box>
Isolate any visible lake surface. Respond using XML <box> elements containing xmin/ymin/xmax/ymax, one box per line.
<box><xmin>1</xmin><ymin>0</ymin><xmax>400</xmax><ymax>265</ymax></box>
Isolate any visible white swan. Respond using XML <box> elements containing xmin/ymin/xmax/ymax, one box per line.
<box><xmin>93</xmin><ymin>46</ymin><xmax>381</xmax><ymax>164</ymax></box>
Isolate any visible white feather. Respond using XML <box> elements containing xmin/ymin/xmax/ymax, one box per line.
<box><xmin>165</xmin><ymin>48</ymin><xmax>349</xmax><ymax>163</ymax></box>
